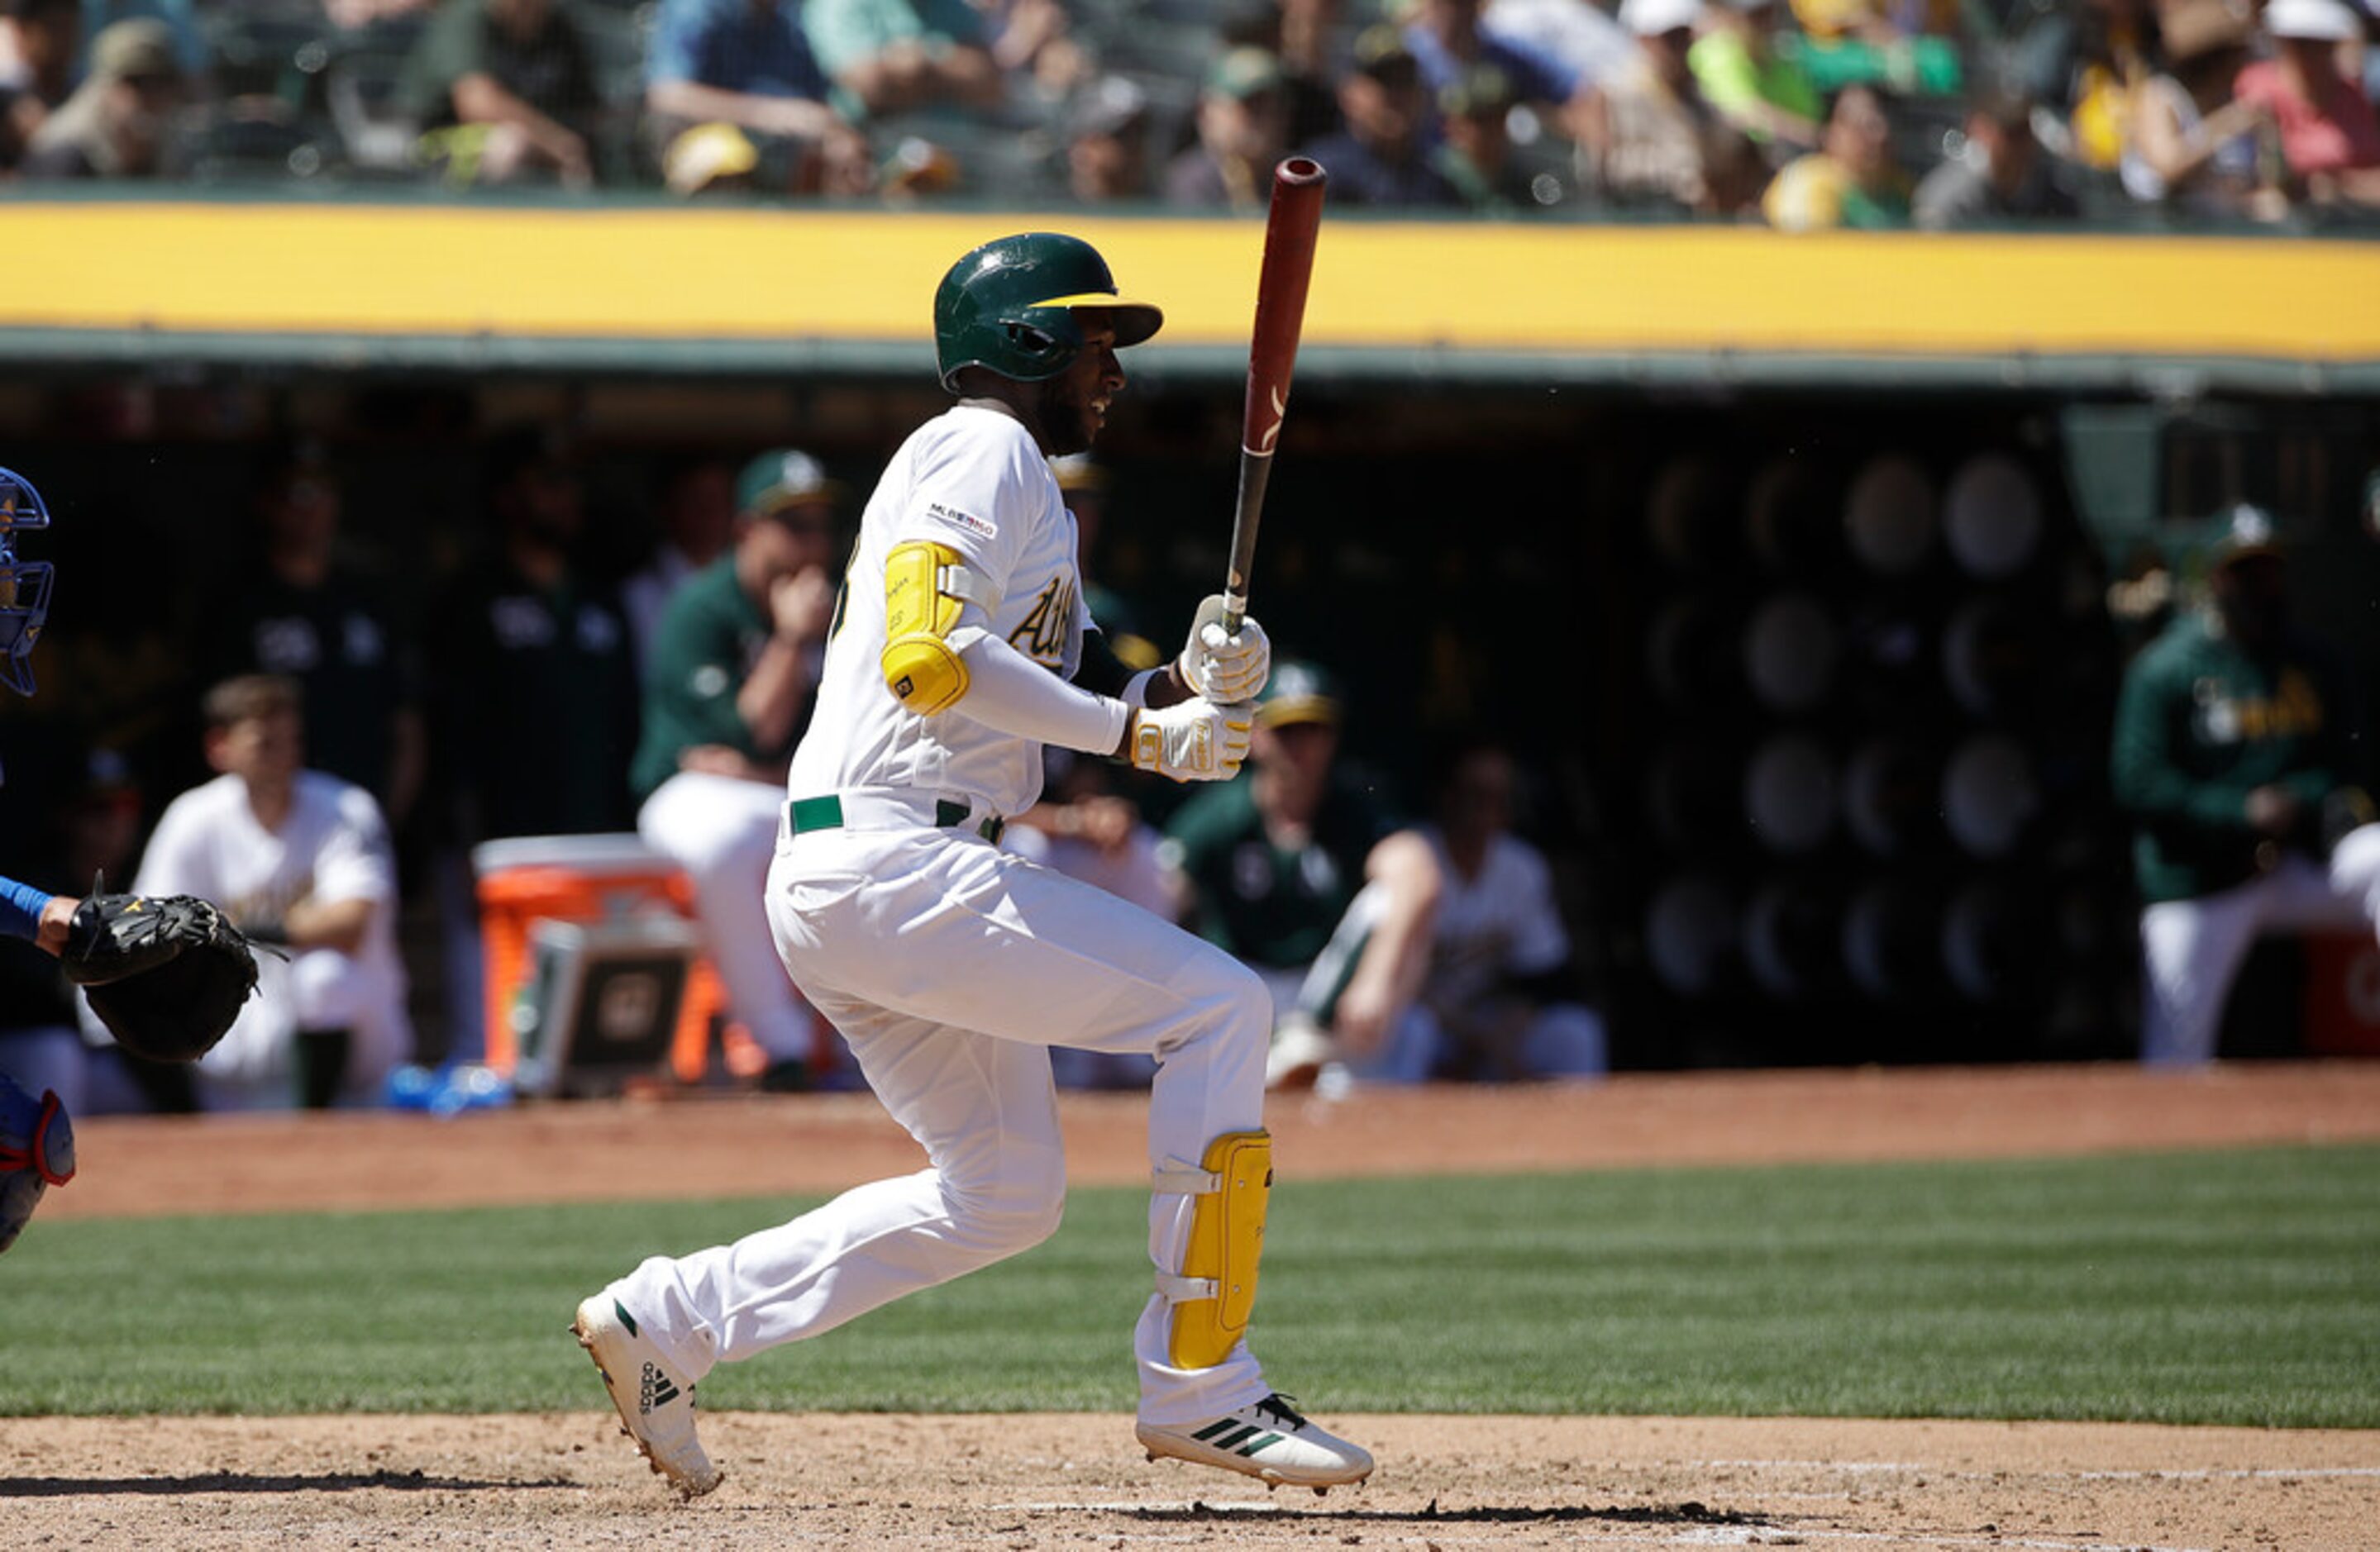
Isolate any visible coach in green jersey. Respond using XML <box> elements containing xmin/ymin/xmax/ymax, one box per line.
<box><xmin>632</xmin><ymin>450</ymin><xmax>843</xmax><ymax>1085</ymax></box>
<box><xmin>2111</xmin><ymin>505</ymin><xmax>2380</xmax><ymax>1065</ymax></box>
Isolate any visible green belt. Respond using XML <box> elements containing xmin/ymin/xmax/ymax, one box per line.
<box><xmin>787</xmin><ymin>793</ymin><xmax>1004</xmax><ymax>845</ymax></box>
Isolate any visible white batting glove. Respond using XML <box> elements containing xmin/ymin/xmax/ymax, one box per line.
<box><xmin>1126</xmin><ymin>698</ymin><xmax>1252</xmax><ymax>783</ymax></box>
<box><xmin>1179</xmin><ymin>593</ymin><xmax>1271</xmax><ymax>707</ymax></box>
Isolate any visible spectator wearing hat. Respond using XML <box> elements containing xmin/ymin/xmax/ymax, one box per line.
<box><xmin>1576</xmin><ymin>0</ymin><xmax>1731</xmax><ymax>211</ymax></box>
<box><xmin>1690</xmin><ymin>0</ymin><xmax>1820</xmax><ymax>150</ymax></box>
<box><xmin>1761</xmin><ymin>81</ymin><xmax>1910</xmax><ymax>228</ymax></box>
<box><xmin>1166</xmin><ymin>45</ymin><xmax>1291</xmax><ymax>211</ymax></box>
<box><xmin>1295</xmin><ymin>22</ymin><xmax>1462</xmax><ymax>206</ymax></box>
<box><xmin>1161</xmin><ymin>661</ymin><xmax>1445</xmax><ymax>1092</ymax></box>
<box><xmin>801</xmin><ymin>0</ymin><xmax>1003</xmax><ymax>119</ymax></box>
<box><xmin>643</xmin><ymin>0</ymin><xmax>872</xmax><ymax>196</ymax></box>
<box><xmin>1061</xmin><ymin>73</ymin><xmax>1151</xmax><ymax>202</ymax></box>
<box><xmin>2121</xmin><ymin>0</ymin><xmax>2274</xmax><ymax>219</ymax></box>
<box><xmin>1912</xmin><ymin>89</ymin><xmax>2077</xmax><ymax>228</ymax></box>
<box><xmin>17</xmin><ymin>17</ymin><xmax>184</xmax><ymax>179</ymax></box>
<box><xmin>1431</xmin><ymin>63</ymin><xmax>1541</xmax><ymax>209</ymax></box>
<box><xmin>2111</xmin><ymin>505</ymin><xmax>2380</xmax><ymax>1065</ymax></box>
<box><xmin>632</xmin><ymin>450</ymin><xmax>845</xmax><ymax>1091</ymax></box>
<box><xmin>401</xmin><ymin>0</ymin><xmax>603</xmax><ymax>188</ymax></box>
<box><xmin>2235</xmin><ymin>0</ymin><xmax>2380</xmax><ymax>210</ymax></box>
<box><xmin>0</xmin><ymin>0</ymin><xmax>79</xmax><ymax>172</ymax></box>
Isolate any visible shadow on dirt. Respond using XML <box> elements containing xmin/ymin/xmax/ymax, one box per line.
<box><xmin>0</xmin><ymin>1468</ymin><xmax>577</xmax><ymax>1497</ymax></box>
<box><xmin>1129</xmin><ymin>1497</ymin><xmax>1766</xmax><ymax>1528</ymax></box>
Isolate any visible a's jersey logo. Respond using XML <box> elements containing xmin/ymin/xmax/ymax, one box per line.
<box><xmin>2192</xmin><ymin>668</ymin><xmax>2324</xmax><ymax>744</ymax></box>
<box><xmin>1009</xmin><ymin>574</ymin><xmax>1076</xmax><ymax>665</ymax></box>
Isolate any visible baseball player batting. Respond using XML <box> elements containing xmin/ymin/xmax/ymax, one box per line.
<box><xmin>571</xmin><ymin>232</ymin><xmax>1374</xmax><ymax>1499</ymax></box>
<box><xmin>1</xmin><ymin>468</ymin><xmax>258</xmax><ymax>1254</ymax></box>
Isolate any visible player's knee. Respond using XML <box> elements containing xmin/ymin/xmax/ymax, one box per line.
<box><xmin>1195</xmin><ymin>952</ymin><xmax>1272</xmax><ymax>1036</ymax></box>
<box><xmin>1156</xmin><ymin>950</ymin><xmax>1271</xmax><ymax>1062</ymax></box>
<box><xmin>947</xmin><ymin>1150</ymin><xmax>1067</xmax><ymax>1254</ymax></box>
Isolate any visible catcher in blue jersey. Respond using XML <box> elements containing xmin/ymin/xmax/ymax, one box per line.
<box><xmin>0</xmin><ymin>466</ymin><xmax>261</xmax><ymax>1254</ymax></box>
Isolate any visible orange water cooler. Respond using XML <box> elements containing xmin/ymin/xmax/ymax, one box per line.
<box><xmin>470</xmin><ymin>834</ymin><xmax>727</xmax><ymax>1085</ymax></box>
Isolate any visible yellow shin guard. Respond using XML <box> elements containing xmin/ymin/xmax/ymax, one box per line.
<box><xmin>1154</xmin><ymin>1130</ymin><xmax>1272</xmax><ymax>1369</ymax></box>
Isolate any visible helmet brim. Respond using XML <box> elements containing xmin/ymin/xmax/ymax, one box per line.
<box><xmin>1028</xmin><ymin>293</ymin><xmax>1164</xmax><ymax>350</ymax></box>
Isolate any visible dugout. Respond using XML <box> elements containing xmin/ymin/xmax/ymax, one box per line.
<box><xmin>0</xmin><ymin>196</ymin><xmax>2375</xmax><ymax>1069</ymax></box>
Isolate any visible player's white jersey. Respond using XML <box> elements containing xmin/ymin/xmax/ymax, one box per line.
<box><xmin>1419</xmin><ymin>826</ymin><xmax>1571</xmax><ymax>1008</ymax></box>
<box><xmin>132</xmin><ymin>769</ymin><xmax>409</xmax><ymax>1034</ymax></box>
<box><xmin>790</xmin><ymin>405</ymin><xmax>1090</xmax><ymax>820</ymax></box>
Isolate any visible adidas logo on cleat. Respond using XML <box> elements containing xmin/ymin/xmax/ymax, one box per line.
<box><xmin>640</xmin><ymin>1363</ymin><xmax>680</xmax><ymax>1414</ymax></box>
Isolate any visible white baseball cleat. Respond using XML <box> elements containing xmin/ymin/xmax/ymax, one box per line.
<box><xmin>1138</xmin><ymin>1393</ymin><xmax>1374</xmax><ymax>1494</ymax></box>
<box><xmin>570</xmin><ymin>1293</ymin><xmax>723</xmax><ymax>1500</ymax></box>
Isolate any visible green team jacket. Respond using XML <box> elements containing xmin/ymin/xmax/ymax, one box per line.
<box><xmin>629</xmin><ymin>557</ymin><xmax>800</xmax><ymax>802</ymax></box>
<box><xmin>2110</xmin><ymin>612</ymin><xmax>2360</xmax><ymax>903</ymax></box>
<box><xmin>1163</xmin><ymin>770</ymin><xmax>1400</xmax><ymax>971</ymax></box>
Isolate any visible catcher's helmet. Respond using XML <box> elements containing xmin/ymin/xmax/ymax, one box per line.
<box><xmin>932</xmin><ymin>232</ymin><xmax>1162</xmax><ymax>392</ymax></box>
<box><xmin>0</xmin><ymin>468</ymin><xmax>55</xmax><ymax>698</ymax></box>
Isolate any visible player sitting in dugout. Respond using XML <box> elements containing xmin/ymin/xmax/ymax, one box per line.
<box><xmin>1166</xmin><ymin>670</ymin><xmax>1603</xmax><ymax>1090</ymax></box>
<box><xmin>126</xmin><ymin>675</ymin><xmax>412</xmax><ymax>1111</ymax></box>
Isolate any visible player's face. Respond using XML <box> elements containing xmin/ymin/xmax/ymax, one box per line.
<box><xmin>2212</xmin><ymin>555</ymin><xmax>2287</xmax><ymax>646</ymax></box>
<box><xmin>1442</xmin><ymin>749</ymin><xmax>1514</xmax><ymax>843</ymax></box>
<box><xmin>751</xmin><ymin>500</ymin><xmax>837</xmax><ymax>581</ymax></box>
<box><xmin>1253</xmin><ymin>717</ymin><xmax>1338</xmax><ymax>817</ymax></box>
<box><xmin>1036</xmin><ymin>321</ymin><xmax>1124</xmax><ymax>459</ymax></box>
<box><xmin>210</xmin><ymin>708</ymin><xmax>303</xmax><ymax>788</ymax></box>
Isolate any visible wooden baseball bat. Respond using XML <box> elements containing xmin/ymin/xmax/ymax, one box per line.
<box><xmin>1223</xmin><ymin>157</ymin><xmax>1327</xmax><ymax>636</ymax></box>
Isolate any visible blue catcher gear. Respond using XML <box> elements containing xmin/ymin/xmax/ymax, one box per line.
<box><xmin>0</xmin><ymin>467</ymin><xmax>55</xmax><ymax>697</ymax></box>
<box><xmin>0</xmin><ymin>1073</ymin><xmax>74</xmax><ymax>1255</ymax></box>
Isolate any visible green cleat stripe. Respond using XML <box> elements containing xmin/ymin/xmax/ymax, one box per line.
<box><xmin>1190</xmin><ymin>1420</ymin><xmax>1242</xmax><ymax>1444</ymax></box>
<box><xmin>613</xmin><ymin>1300</ymin><xmax>639</xmax><ymax>1337</ymax></box>
<box><xmin>1236</xmin><ymin>1431</ymin><xmax>1284</xmax><ymax>1456</ymax></box>
<box><xmin>1210</xmin><ymin>1425</ymin><xmax>1262</xmax><ymax>1450</ymax></box>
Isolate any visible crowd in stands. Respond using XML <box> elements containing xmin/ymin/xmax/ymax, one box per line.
<box><xmin>2</xmin><ymin>0</ymin><xmax>2378</xmax><ymax>224</ymax></box>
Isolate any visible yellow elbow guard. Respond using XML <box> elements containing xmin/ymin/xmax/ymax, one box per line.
<box><xmin>1155</xmin><ymin>1130</ymin><xmax>1272</xmax><ymax>1370</ymax></box>
<box><xmin>881</xmin><ymin>540</ymin><xmax>990</xmax><ymax>714</ymax></box>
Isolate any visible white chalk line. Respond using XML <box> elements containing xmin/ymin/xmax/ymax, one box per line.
<box><xmin>1696</xmin><ymin>1459</ymin><xmax>2380</xmax><ymax>1481</ymax></box>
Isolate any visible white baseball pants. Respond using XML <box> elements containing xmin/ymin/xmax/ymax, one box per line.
<box><xmin>2139</xmin><ymin>823</ymin><xmax>2380</xmax><ymax>1065</ymax></box>
<box><xmin>610</xmin><ymin>815</ymin><xmax>1275</xmax><ymax>1426</ymax></box>
<box><xmin>637</xmin><ymin>772</ymin><xmax>818</xmax><ymax>1063</ymax></box>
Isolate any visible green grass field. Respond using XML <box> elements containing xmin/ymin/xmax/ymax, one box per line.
<box><xmin>4</xmin><ymin>1145</ymin><xmax>2376</xmax><ymax>1426</ymax></box>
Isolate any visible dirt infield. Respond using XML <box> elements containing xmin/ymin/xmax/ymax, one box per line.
<box><xmin>13</xmin><ymin>1062</ymin><xmax>2380</xmax><ymax>1550</ymax></box>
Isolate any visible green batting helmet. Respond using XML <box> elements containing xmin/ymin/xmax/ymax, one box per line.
<box><xmin>932</xmin><ymin>232</ymin><xmax>1163</xmax><ymax>392</ymax></box>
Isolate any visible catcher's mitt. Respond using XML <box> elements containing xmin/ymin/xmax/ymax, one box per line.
<box><xmin>64</xmin><ymin>893</ymin><xmax>261</xmax><ymax>1064</ymax></box>
<box><xmin>1</xmin><ymin>1078</ymin><xmax>73</xmax><ymax>1255</ymax></box>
